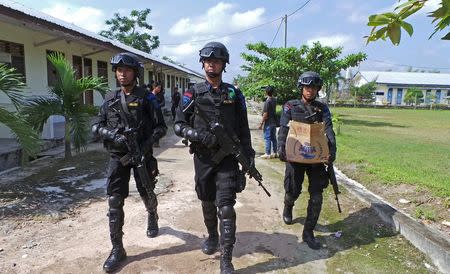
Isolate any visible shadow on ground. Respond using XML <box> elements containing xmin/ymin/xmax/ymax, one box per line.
<box><xmin>341</xmin><ymin>119</ymin><xmax>407</xmax><ymax>128</ymax></box>
<box><xmin>103</xmin><ymin>206</ymin><xmax>396</xmax><ymax>273</ymax></box>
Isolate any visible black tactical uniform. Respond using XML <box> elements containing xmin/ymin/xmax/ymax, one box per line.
<box><xmin>174</xmin><ymin>42</ymin><xmax>255</xmax><ymax>274</ymax></box>
<box><xmin>277</xmin><ymin>71</ymin><xmax>336</xmax><ymax>250</ymax></box>
<box><xmin>92</xmin><ymin>52</ymin><xmax>167</xmax><ymax>272</ymax></box>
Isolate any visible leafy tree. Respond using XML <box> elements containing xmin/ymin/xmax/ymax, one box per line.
<box><xmin>0</xmin><ymin>64</ymin><xmax>40</xmax><ymax>157</ymax></box>
<box><xmin>366</xmin><ymin>0</ymin><xmax>450</xmax><ymax>45</ymax></box>
<box><xmin>404</xmin><ymin>87</ymin><xmax>424</xmax><ymax>107</ymax></box>
<box><xmin>238</xmin><ymin>42</ymin><xmax>366</xmax><ymax>103</ymax></box>
<box><xmin>21</xmin><ymin>53</ymin><xmax>108</xmax><ymax>159</ymax></box>
<box><xmin>350</xmin><ymin>81</ymin><xmax>377</xmax><ymax>104</ymax></box>
<box><xmin>100</xmin><ymin>9</ymin><xmax>160</xmax><ymax>53</ymax></box>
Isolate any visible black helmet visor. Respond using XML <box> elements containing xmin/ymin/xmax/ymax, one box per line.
<box><xmin>300</xmin><ymin>76</ymin><xmax>323</xmax><ymax>87</ymax></box>
<box><xmin>199</xmin><ymin>47</ymin><xmax>228</xmax><ymax>61</ymax></box>
<box><xmin>111</xmin><ymin>54</ymin><xmax>139</xmax><ymax>68</ymax></box>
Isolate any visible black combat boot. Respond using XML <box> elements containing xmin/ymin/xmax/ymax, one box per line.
<box><xmin>302</xmin><ymin>193</ymin><xmax>323</xmax><ymax>250</ymax></box>
<box><xmin>141</xmin><ymin>194</ymin><xmax>159</xmax><ymax>238</ymax></box>
<box><xmin>282</xmin><ymin>193</ymin><xmax>295</xmax><ymax>225</ymax></box>
<box><xmin>220</xmin><ymin>244</ymin><xmax>235</xmax><ymax>274</ymax></box>
<box><xmin>147</xmin><ymin>211</ymin><xmax>159</xmax><ymax>238</ymax></box>
<box><xmin>103</xmin><ymin>195</ymin><xmax>127</xmax><ymax>272</ymax></box>
<box><xmin>219</xmin><ymin>206</ymin><xmax>236</xmax><ymax>274</ymax></box>
<box><xmin>201</xmin><ymin>201</ymin><xmax>219</xmax><ymax>255</ymax></box>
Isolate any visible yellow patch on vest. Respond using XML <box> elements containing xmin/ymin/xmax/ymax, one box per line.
<box><xmin>128</xmin><ymin>102</ymin><xmax>139</xmax><ymax>107</ymax></box>
<box><xmin>223</xmin><ymin>99</ymin><xmax>234</xmax><ymax>104</ymax></box>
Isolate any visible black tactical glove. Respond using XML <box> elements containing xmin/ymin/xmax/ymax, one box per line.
<box><xmin>247</xmin><ymin>156</ymin><xmax>256</xmax><ymax>178</ymax></box>
<box><xmin>278</xmin><ymin>145</ymin><xmax>287</xmax><ymax>162</ymax></box>
<box><xmin>113</xmin><ymin>134</ymin><xmax>127</xmax><ymax>146</ymax></box>
<box><xmin>201</xmin><ymin>132</ymin><xmax>218</xmax><ymax>149</ymax></box>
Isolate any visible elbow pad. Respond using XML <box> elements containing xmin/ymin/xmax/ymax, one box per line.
<box><xmin>173</xmin><ymin>123</ymin><xmax>184</xmax><ymax>137</ymax></box>
<box><xmin>185</xmin><ymin>128</ymin><xmax>202</xmax><ymax>142</ymax></box>
<box><xmin>93</xmin><ymin>125</ymin><xmax>116</xmax><ymax>141</ymax></box>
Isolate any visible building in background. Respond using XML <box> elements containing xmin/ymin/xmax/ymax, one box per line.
<box><xmin>0</xmin><ymin>1</ymin><xmax>203</xmax><ymax>139</ymax></box>
<box><xmin>353</xmin><ymin>71</ymin><xmax>450</xmax><ymax>106</ymax></box>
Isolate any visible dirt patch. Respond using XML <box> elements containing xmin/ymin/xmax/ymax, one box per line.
<box><xmin>0</xmin><ymin>115</ymin><xmax>438</xmax><ymax>273</ymax></box>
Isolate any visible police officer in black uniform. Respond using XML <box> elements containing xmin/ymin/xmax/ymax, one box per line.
<box><xmin>174</xmin><ymin>42</ymin><xmax>255</xmax><ymax>274</ymax></box>
<box><xmin>277</xmin><ymin>71</ymin><xmax>337</xmax><ymax>250</ymax></box>
<box><xmin>92</xmin><ymin>52</ymin><xmax>167</xmax><ymax>272</ymax></box>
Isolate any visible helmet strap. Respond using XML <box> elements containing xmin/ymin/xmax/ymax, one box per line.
<box><xmin>206</xmin><ymin>71</ymin><xmax>221</xmax><ymax>78</ymax></box>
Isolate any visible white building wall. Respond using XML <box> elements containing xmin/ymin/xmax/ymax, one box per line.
<box><xmin>0</xmin><ymin>21</ymin><xmax>112</xmax><ymax>138</ymax></box>
<box><xmin>0</xmin><ymin>20</ymin><xmax>199</xmax><ymax>139</ymax></box>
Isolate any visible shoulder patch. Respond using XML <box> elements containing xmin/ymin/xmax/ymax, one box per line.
<box><xmin>183</xmin><ymin>91</ymin><xmax>193</xmax><ymax>108</ymax></box>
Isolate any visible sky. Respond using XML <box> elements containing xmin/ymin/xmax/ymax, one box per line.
<box><xmin>5</xmin><ymin>0</ymin><xmax>450</xmax><ymax>82</ymax></box>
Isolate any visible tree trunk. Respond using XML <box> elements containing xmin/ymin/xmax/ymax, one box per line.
<box><xmin>64</xmin><ymin>116</ymin><xmax>72</xmax><ymax>159</ymax></box>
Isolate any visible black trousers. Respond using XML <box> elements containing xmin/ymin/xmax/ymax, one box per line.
<box><xmin>106</xmin><ymin>153</ymin><xmax>158</xmax><ymax>198</ymax></box>
<box><xmin>193</xmin><ymin>154</ymin><xmax>238</xmax><ymax>208</ymax></box>
<box><xmin>283</xmin><ymin>162</ymin><xmax>329</xmax><ymax>199</ymax></box>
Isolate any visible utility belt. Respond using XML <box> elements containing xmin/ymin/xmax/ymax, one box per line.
<box><xmin>189</xmin><ymin>142</ymin><xmax>230</xmax><ymax>165</ymax></box>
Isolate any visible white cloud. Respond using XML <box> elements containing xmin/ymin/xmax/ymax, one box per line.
<box><xmin>383</xmin><ymin>0</ymin><xmax>440</xmax><ymax>15</ymax></box>
<box><xmin>421</xmin><ymin>0</ymin><xmax>441</xmax><ymax>14</ymax></box>
<box><xmin>42</xmin><ymin>3</ymin><xmax>106</xmax><ymax>33</ymax></box>
<box><xmin>162</xmin><ymin>43</ymin><xmax>197</xmax><ymax>57</ymax></box>
<box><xmin>159</xmin><ymin>36</ymin><xmax>231</xmax><ymax>61</ymax></box>
<box><xmin>307</xmin><ymin>34</ymin><xmax>355</xmax><ymax>49</ymax></box>
<box><xmin>169</xmin><ymin>2</ymin><xmax>265</xmax><ymax>36</ymax></box>
<box><xmin>348</xmin><ymin>11</ymin><xmax>368</xmax><ymax>23</ymax></box>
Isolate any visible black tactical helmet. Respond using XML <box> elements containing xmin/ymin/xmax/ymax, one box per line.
<box><xmin>110</xmin><ymin>52</ymin><xmax>143</xmax><ymax>77</ymax></box>
<box><xmin>297</xmin><ymin>71</ymin><xmax>323</xmax><ymax>90</ymax></box>
<box><xmin>199</xmin><ymin>42</ymin><xmax>230</xmax><ymax>64</ymax></box>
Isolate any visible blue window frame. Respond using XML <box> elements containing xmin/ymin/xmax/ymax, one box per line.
<box><xmin>387</xmin><ymin>88</ymin><xmax>393</xmax><ymax>104</ymax></box>
<box><xmin>436</xmin><ymin>90</ymin><xmax>441</xmax><ymax>104</ymax></box>
<box><xmin>396</xmin><ymin>88</ymin><xmax>403</xmax><ymax>105</ymax></box>
<box><xmin>425</xmin><ymin>90</ymin><xmax>431</xmax><ymax>104</ymax></box>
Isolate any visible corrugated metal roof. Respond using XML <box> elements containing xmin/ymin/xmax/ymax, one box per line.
<box><xmin>358</xmin><ymin>71</ymin><xmax>450</xmax><ymax>87</ymax></box>
<box><xmin>0</xmin><ymin>0</ymin><xmax>204</xmax><ymax>78</ymax></box>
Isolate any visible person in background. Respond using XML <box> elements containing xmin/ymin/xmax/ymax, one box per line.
<box><xmin>171</xmin><ymin>86</ymin><xmax>181</xmax><ymax>121</ymax></box>
<box><xmin>258</xmin><ymin>85</ymin><xmax>278</xmax><ymax>159</ymax></box>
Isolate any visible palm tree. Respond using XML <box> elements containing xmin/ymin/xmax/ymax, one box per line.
<box><xmin>0</xmin><ymin>64</ymin><xmax>40</xmax><ymax>157</ymax></box>
<box><xmin>22</xmin><ymin>53</ymin><xmax>108</xmax><ymax>159</ymax></box>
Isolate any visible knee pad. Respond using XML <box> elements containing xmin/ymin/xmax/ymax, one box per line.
<box><xmin>108</xmin><ymin>194</ymin><xmax>124</xmax><ymax>209</ymax></box>
<box><xmin>219</xmin><ymin>205</ymin><xmax>235</xmax><ymax>219</ymax></box>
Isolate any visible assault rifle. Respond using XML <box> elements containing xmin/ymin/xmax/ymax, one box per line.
<box><xmin>190</xmin><ymin>100</ymin><xmax>271</xmax><ymax>197</ymax></box>
<box><xmin>326</xmin><ymin>163</ymin><xmax>342</xmax><ymax>213</ymax></box>
<box><xmin>110</xmin><ymin>98</ymin><xmax>155</xmax><ymax>196</ymax></box>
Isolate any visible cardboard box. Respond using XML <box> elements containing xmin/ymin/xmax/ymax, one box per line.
<box><xmin>286</xmin><ymin>120</ymin><xmax>329</xmax><ymax>164</ymax></box>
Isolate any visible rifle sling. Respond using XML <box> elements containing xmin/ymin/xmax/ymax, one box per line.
<box><xmin>117</xmin><ymin>92</ymin><xmax>133</xmax><ymax>165</ymax></box>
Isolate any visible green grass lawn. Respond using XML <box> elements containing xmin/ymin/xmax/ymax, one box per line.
<box><xmin>331</xmin><ymin>107</ymin><xmax>450</xmax><ymax>197</ymax></box>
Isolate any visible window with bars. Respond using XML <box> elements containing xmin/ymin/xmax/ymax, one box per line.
<box><xmin>97</xmin><ymin>60</ymin><xmax>108</xmax><ymax>84</ymax></box>
<box><xmin>47</xmin><ymin>50</ymin><xmax>64</xmax><ymax>87</ymax></box>
<box><xmin>0</xmin><ymin>40</ymin><xmax>26</xmax><ymax>81</ymax></box>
